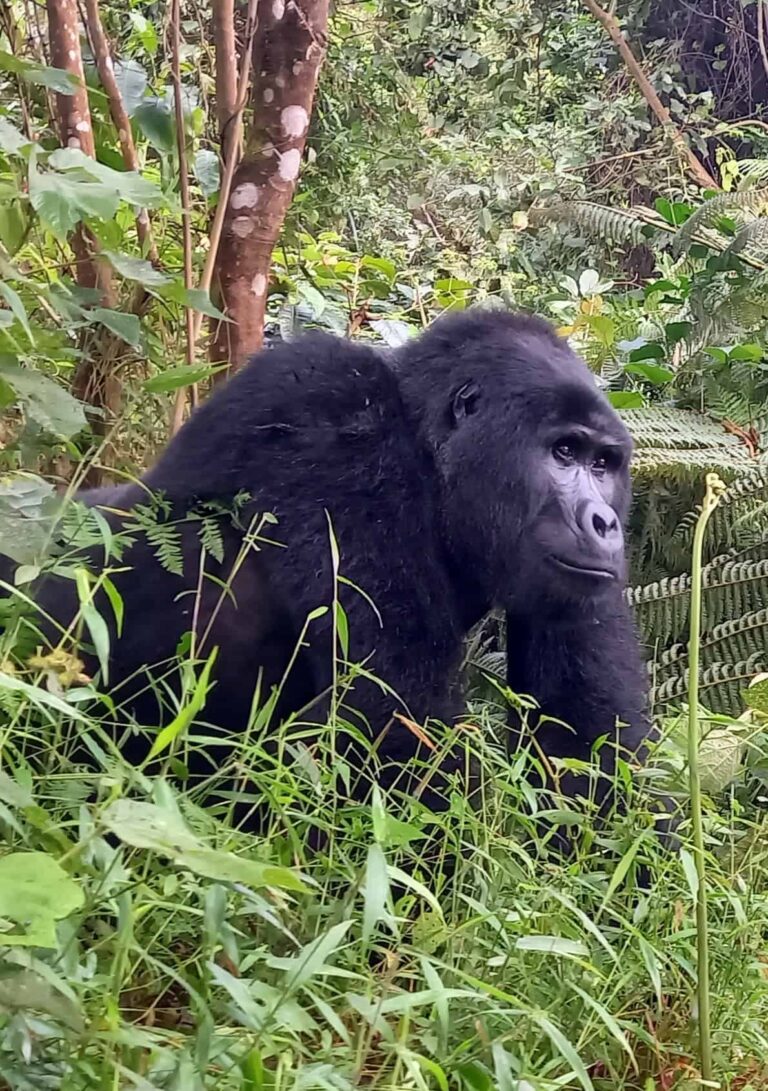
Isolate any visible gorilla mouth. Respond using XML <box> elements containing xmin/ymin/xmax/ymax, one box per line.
<box><xmin>550</xmin><ymin>555</ymin><xmax>617</xmax><ymax>580</ymax></box>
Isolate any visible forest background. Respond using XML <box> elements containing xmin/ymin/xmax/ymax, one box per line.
<box><xmin>3</xmin><ymin>0</ymin><xmax>768</xmax><ymax>1088</ymax></box>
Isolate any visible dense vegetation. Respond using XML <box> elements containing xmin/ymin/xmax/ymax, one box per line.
<box><xmin>3</xmin><ymin>0</ymin><xmax>768</xmax><ymax>1087</ymax></box>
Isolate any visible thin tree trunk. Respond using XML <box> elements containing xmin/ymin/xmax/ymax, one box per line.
<box><xmin>212</xmin><ymin>0</ymin><xmax>239</xmax><ymax>163</ymax></box>
<box><xmin>582</xmin><ymin>0</ymin><xmax>719</xmax><ymax>190</ymax></box>
<box><xmin>210</xmin><ymin>0</ymin><xmax>329</xmax><ymax>371</ymax></box>
<box><xmin>47</xmin><ymin>0</ymin><xmax>120</xmax><ymax>481</ymax></box>
<box><xmin>82</xmin><ymin>0</ymin><xmax>157</xmax><ymax>261</ymax></box>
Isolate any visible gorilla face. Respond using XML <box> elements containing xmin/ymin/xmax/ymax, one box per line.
<box><xmin>529</xmin><ymin>396</ymin><xmax>631</xmax><ymax>598</ymax></box>
<box><xmin>396</xmin><ymin>310</ymin><xmax>633</xmax><ymax>616</ymax></box>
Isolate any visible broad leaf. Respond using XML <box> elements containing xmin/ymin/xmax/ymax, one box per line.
<box><xmin>143</xmin><ymin>363</ymin><xmax>225</xmax><ymax>393</ymax></box>
<box><xmin>0</xmin><ymin>358</ymin><xmax>86</xmax><ymax>437</ymax></box>
<box><xmin>48</xmin><ymin>147</ymin><xmax>165</xmax><ymax>208</ymax></box>
<box><xmin>29</xmin><ymin>169</ymin><xmax>120</xmax><ymax>236</ymax></box>
<box><xmin>103</xmin><ymin>250</ymin><xmax>171</xmax><ymax>288</ymax></box>
<box><xmin>193</xmin><ymin>148</ymin><xmax>220</xmax><ymax>197</ymax></box>
<box><xmin>112</xmin><ymin>58</ymin><xmax>148</xmax><ymax>115</ymax></box>
<box><xmin>102</xmin><ymin>800</ymin><xmax>308</xmax><ymax>892</ymax></box>
<box><xmin>0</xmin><ymin>50</ymin><xmax>79</xmax><ymax>95</ymax></box>
<box><xmin>92</xmin><ymin>307</ymin><xmax>142</xmax><ymax>347</ymax></box>
<box><xmin>0</xmin><ymin>117</ymin><xmax>29</xmax><ymax>155</ymax></box>
<box><xmin>0</xmin><ymin>852</ymin><xmax>84</xmax><ymax>947</ymax></box>
<box><xmin>134</xmin><ymin>99</ymin><xmax>176</xmax><ymax>154</ymax></box>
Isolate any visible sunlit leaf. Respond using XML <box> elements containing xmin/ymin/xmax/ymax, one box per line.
<box><xmin>0</xmin><ymin>852</ymin><xmax>84</xmax><ymax>947</ymax></box>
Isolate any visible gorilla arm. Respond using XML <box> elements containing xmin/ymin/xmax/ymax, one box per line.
<box><xmin>505</xmin><ymin>589</ymin><xmax>672</xmax><ymax>838</ymax></box>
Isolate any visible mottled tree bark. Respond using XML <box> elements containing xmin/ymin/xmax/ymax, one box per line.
<box><xmin>210</xmin><ymin>0</ymin><xmax>329</xmax><ymax>371</ymax></box>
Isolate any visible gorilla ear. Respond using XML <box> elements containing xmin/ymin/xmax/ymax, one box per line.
<box><xmin>451</xmin><ymin>381</ymin><xmax>480</xmax><ymax>425</ymax></box>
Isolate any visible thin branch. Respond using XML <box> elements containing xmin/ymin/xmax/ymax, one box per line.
<box><xmin>169</xmin><ymin>0</ymin><xmax>197</xmax><ymax>436</ymax></box>
<box><xmin>170</xmin><ymin>0</ymin><xmax>259</xmax><ymax>433</ymax></box>
<box><xmin>195</xmin><ymin>0</ymin><xmax>259</xmax><ymax>334</ymax></box>
<box><xmin>758</xmin><ymin>0</ymin><xmax>768</xmax><ymax>82</ymax></box>
<box><xmin>581</xmin><ymin>0</ymin><xmax>720</xmax><ymax>191</ymax></box>
<box><xmin>82</xmin><ymin>0</ymin><xmax>158</xmax><ymax>262</ymax></box>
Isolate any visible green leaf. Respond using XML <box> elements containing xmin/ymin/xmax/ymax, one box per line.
<box><xmin>92</xmin><ymin>307</ymin><xmax>141</xmax><ymax>347</ymax></box>
<box><xmin>361</xmin><ymin>255</ymin><xmax>397</xmax><ymax>283</ymax></box>
<box><xmin>363</xmin><ymin>842</ymin><xmax>392</xmax><ymax>941</ymax></box>
<box><xmin>625</xmin><ymin>362</ymin><xmax>674</xmax><ymax>384</ymax></box>
<box><xmin>664</xmin><ymin>320</ymin><xmax>691</xmax><ymax>346</ymax></box>
<box><xmin>628</xmin><ymin>342</ymin><xmax>664</xmax><ymax>362</ymax></box>
<box><xmin>729</xmin><ymin>343</ymin><xmax>763</xmax><ymax>362</ymax></box>
<box><xmin>372</xmin><ymin>787</ymin><xmax>425</xmax><ymax>847</ymax></box>
<box><xmin>75</xmin><ymin>569</ymin><xmax>111</xmax><ymax>683</ymax></box>
<box><xmin>268</xmin><ymin>922</ymin><xmax>352</xmax><ymax>988</ymax></box>
<box><xmin>29</xmin><ymin>169</ymin><xmax>120</xmax><ymax>237</ymax></box>
<box><xmin>698</xmin><ymin>726</ymin><xmax>745</xmax><ymax>793</ymax></box>
<box><xmin>530</xmin><ymin>1012</ymin><xmax>594</xmax><ymax>1091</ymax></box>
<box><xmin>0</xmin><ymin>51</ymin><xmax>79</xmax><ymax>95</ymax></box>
<box><xmin>156</xmin><ymin>281</ymin><xmax>229</xmax><ymax>320</ymax></box>
<box><xmin>0</xmin><ymin>472</ymin><xmax>59</xmax><ymax>564</ymax></box>
<box><xmin>48</xmin><ymin>147</ymin><xmax>165</xmax><ymax>208</ymax></box>
<box><xmin>193</xmin><ymin>148</ymin><xmax>220</xmax><ymax>197</ymax></box>
<box><xmin>112</xmin><ymin>58</ymin><xmax>148</xmax><ymax>115</ymax></box>
<box><xmin>610</xmin><ymin>391</ymin><xmax>645</xmax><ymax>409</ymax></box>
<box><xmin>297</xmin><ymin>281</ymin><xmax>326</xmax><ymax>319</ymax></box>
<box><xmin>0</xmin><ymin>118</ymin><xmax>29</xmax><ymax>155</ymax></box>
<box><xmin>134</xmin><ymin>98</ymin><xmax>176</xmax><ymax>154</ymax></box>
<box><xmin>103</xmin><ymin>250</ymin><xmax>171</xmax><ymax>288</ymax></box>
<box><xmin>0</xmin><ymin>202</ymin><xmax>30</xmax><ymax>256</ymax></box>
<box><xmin>101</xmin><ymin>800</ymin><xmax>309</xmax><ymax>892</ymax></box>
<box><xmin>0</xmin><ymin>852</ymin><xmax>84</xmax><ymax>947</ymax></box>
<box><xmin>179</xmin><ymin>848</ymin><xmax>308</xmax><ymax>892</ymax></box>
<box><xmin>680</xmin><ymin>847</ymin><xmax>699</xmax><ymax>900</ymax></box>
<box><xmin>0</xmin><ymin>670</ymin><xmax>89</xmax><ymax>721</ymax></box>
<box><xmin>147</xmin><ymin>650</ymin><xmax>218</xmax><ymax>758</ymax></box>
<box><xmin>142</xmin><ymin>363</ymin><xmax>224</xmax><ymax>393</ymax></box>
<box><xmin>0</xmin><ymin>970</ymin><xmax>84</xmax><ymax>1030</ymax></box>
<box><xmin>745</xmin><ymin>676</ymin><xmax>768</xmax><ymax>714</ymax></box>
<box><xmin>0</xmin><ymin>281</ymin><xmax>33</xmax><ymax>344</ymax></box>
<box><xmin>515</xmin><ymin>936</ymin><xmax>589</xmax><ymax>958</ymax></box>
<box><xmin>0</xmin><ymin>358</ymin><xmax>86</xmax><ymax>437</ymax></box>
<box><xmin>654</xmin><ymin>197</ymin><xmax>693</xmax><ymax>226</ymax></box>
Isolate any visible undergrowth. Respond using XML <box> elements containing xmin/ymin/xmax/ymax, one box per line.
<box><xmin>1</xmin><ymin>663</ymin><xmax>768</xmax><ymax>1089</ymax></box>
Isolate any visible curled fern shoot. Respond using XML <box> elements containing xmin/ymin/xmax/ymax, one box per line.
<box><xmin>688</xmin><ymin>471</ymin><xmax>727</xmax><ymax>1083</ymax></box>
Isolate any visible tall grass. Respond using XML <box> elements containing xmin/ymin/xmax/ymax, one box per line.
<box><xmin>1</xmin><ymin>506</ymin><xmax>768</xmax><ymax>1087</ymax></box>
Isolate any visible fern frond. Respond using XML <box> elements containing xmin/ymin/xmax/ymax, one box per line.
<box><xmin>723</xmin><ymin>217</ymin><xmax>768</xmax><ymax>262</ymax></box>
<box><xmin>652</xmin><ymin>652</ymin><xmax>768</xmax><ymax>714</ymax></box>
<box><xmin>623</xmin><ymin>408</ymin><xmax>756</xmax><ymax>480</ymax></box>
<box><xmin>528</xmin><ymin>201</ymin><xmax>663</xmax><ymax>246</ymax></box>
<box><xmin>736</xmin><ymin>159</ymin><xmax>768</xmax><ymax>190</ymax></box>
<box><xmin>674</xmin><ymin>189</ymin><xmax>768</xmax><ymax>255</ymax></box>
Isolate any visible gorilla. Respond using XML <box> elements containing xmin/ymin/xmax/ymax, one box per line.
<box><xmin>2</xmin><ymin>309</ymin><xmax>656</xmax><ymax>835</ymax></box>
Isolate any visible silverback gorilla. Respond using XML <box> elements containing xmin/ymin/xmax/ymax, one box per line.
<box><xmin>6</xmin><ymin>309</ymin><xmax>656</xmax><ymax>833</ymax></box>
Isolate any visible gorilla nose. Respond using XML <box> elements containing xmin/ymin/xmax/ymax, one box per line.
<box><xmin>579</xmin><ymin>500</ymin><xmax>623</xmax><ymax>555</ymax></box>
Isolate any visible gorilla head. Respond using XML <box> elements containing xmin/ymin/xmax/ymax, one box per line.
<box><xmin>395</xmin><ymin>309</ymin><xmax>632</xmax><ymax>617</ymax></box>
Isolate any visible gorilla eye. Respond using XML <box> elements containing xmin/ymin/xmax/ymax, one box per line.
<box><xmin>553</xmin><ymin>439</ymin><xmax>578</xmax><ymax>463</ymax></box>
<box><xmin>451</xmin><ymin>381</ymin><xmax>480</xmax><ymax>425</ymax></box>
<box><xmin>593</xmin><ymin>448</ymin><xmax>621</xmax><ymax>474</ymax></box>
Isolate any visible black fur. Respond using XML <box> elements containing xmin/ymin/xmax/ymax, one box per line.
<box><xmin>6</xmin><ymin>309</ymin><xmax>658</xmax><ymax>834</ymax></box>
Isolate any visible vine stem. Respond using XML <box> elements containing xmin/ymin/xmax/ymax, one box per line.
<box><xmin>688</xmin><ymin>470</ymin><xmax>727</xmax><ymax>1084</ymax></box>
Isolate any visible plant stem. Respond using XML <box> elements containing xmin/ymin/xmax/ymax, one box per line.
<box><xmin>688</xmin><ymin>471</ymin><xmax>726</xmax><ymax>1084</ymax></box>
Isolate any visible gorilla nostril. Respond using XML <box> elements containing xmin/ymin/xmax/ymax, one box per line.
<box><xmin>592</xmin><ymin>510</ymin><xmax>618</xmax><ymax>538</ymax></box>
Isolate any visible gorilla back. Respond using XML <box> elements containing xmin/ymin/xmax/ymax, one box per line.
<box><xmin>7</xmin><ymin>309</ymin><xmax>652</xmax><ymax>820</ymax></box>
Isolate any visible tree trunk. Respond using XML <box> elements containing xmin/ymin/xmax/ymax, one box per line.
<box><xmin>47</xmin><ymin>0</ymin><xmax>119</xmax><ymax>480</ymax></box>
<box><xmin>210</xmin><ymin>0</ymin><xmax>329</xmax><ymax>371</ymax></box>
